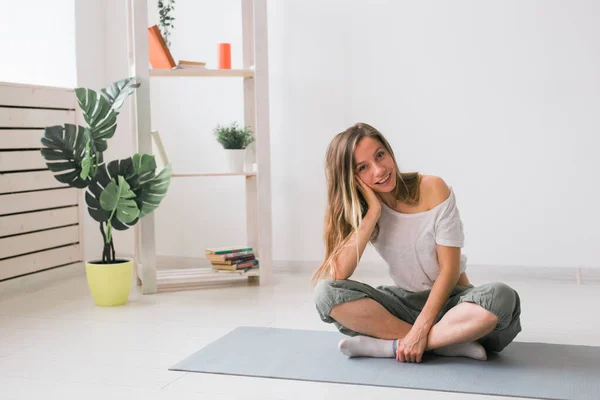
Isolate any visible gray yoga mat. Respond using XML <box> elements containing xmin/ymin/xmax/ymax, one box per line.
<box><xmin>170</xmin><ymin>326</ymin><xmax>599</xmax><ymax>400</ymax></box>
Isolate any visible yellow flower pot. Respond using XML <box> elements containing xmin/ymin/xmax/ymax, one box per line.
<box><xmin>85</xmin><ymin>259</ymin><xmax>134</xmax><ymax>306</ymax></box>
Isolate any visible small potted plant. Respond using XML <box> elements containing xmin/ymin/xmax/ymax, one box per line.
<box><xmin>40</xmin><ymin>78</ymin><xmax>172</xmax><ymax>306</ymax></box>
<box><xmin>158</xmin><ymin>0</ymin><xmax>176</xmax><ymax>47</ymax></box>
<box><xmin>213</xmin><ymin>122</ymin><xmax>255</xmax><ymax>173</ymax></box>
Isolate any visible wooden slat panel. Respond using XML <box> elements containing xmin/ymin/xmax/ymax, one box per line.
<box><xmin>0</xmin><ymin>129</ymin><xmax>44</xmax><ymax>149</ymax></box>
<box><xmin>0</xmin><ymin>150</ymin><xmax>46</xmax><ymax>172</ymax></box>
<box><xmin>0</xmin><ymin>170</ymin><xmax>65</xmax><ymax>194</ymax></box>
<box><xmin>0</xmin><ymin>244</ymin><xmax>80</xmax><ymax>281</ymax></box>
<box><xmin>0</xmin><ymin>225</ymin><xmax>79</xmax><ymax>259</ymax></box>
<box><xmin>0</xmin><ymin>207</ymin><xmax>78</xmax><ymax>237</ymax></box>
<box><xmin>0</xmin><ymin>107</ymin><xmax>75</xmax><ymax>128</ymax></box>
<box><xmin>0</xmin><ymin>188</ymin><xmax>78</xmax><ymax>215</ymax></box>
<box><xmin>0</xmin><ymin>82</ymin><xmax>75</xmax><ymax>109</ymax></box>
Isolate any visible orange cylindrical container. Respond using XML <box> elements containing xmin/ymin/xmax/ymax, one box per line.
<box><xmin>218</xmin><ymin>43</ymin><xmax>231</xmax><ymax>69</ymax></box>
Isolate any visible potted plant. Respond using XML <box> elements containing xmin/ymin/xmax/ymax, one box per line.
<box><xmin>158</xmin><ymin>0</ymin><xmax>175</xmax><ymax>47</ymax></box>
<box><xmin>213</xmin><ymin>122</ymin><xmax>255</xmax><ymax>173</ymax></box>
<box><xmin>39</xmin><ymin>78</ymin><xmax>172</xmax><ymax>306</ymax></box>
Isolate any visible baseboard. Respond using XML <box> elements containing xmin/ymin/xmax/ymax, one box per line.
<box><xmin>272</xmin><ymin>260</ymin><xmax>600</xmax><ymax>283</ymax></box>
<box><xmin>114</xmin><ymin>255</ymin><xmax>600</xmax><ymax>284</ymax></box>
<box><xmin>0</xmin><ymin>262</ymin><xmax>85</xmax><ymax>301</ymax></box>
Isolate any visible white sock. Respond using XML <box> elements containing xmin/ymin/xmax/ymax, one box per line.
<box><xmin>433</xmin><ymin>341</ymin><xmax>487</xmax><ymax>360</ymax></box>
<box><xmin>339</xmin><ymin>335</ymin><xmax>487</xmax><ymax>361</ymax></box>
<box><xmin>338</xmin><ymin>336</ymin><xmax>395</xmax><ymax>358</ymax></box>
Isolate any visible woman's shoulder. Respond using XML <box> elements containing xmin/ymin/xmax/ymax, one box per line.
<box><xmin>419</xmin><ymin>175</ymin><xmax>451</xmax><ymax>211</ymax></box>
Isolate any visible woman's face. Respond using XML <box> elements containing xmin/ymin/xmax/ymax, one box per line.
<box><xmin>353</xmin><ymin>137</ymin><xmax>397</xmax><ymax>193</ymax></box>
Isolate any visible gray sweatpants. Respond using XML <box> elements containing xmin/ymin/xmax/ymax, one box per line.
<box><xmin>313</xmin><ymin>279</ymin><xmax>522</xmax><ymax>352</ymax></box>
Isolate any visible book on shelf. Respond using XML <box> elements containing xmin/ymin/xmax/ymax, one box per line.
<box><xmin>212</xmin><ymin>259</ymin><xmax>259</xmax><ymax>271</ymax></box>
<box><xmin>175</xmin><ymin>60</ymin><xmax>207</xmax><ymax>69</ymax></box>
<box><xmin>207</xmin><ymin>252</ymin><xmax>255</xmax><ymax>264</ymax></box>
<box><xmin>148</xmin><ymin>25</ymin><xmax>176</xmax><ymax>69</ymax></box>
<box><xmin>148</xmin><ymin>25</ymin><xmax>207</xmax><ymax>70</ymax></box>
<box><xmin>206</xmin><ymin>246</ymin><xmax>253</xmax><ymax>255</ymax></box>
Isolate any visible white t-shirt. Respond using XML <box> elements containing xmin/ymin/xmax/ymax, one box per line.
<box><xmin>371</xmin><ymin>186</ymin><xmax>468</xmax><ymax>292</ymax></box>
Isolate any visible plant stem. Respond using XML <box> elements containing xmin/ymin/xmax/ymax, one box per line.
<box><xmin>100</xmin><ymin>222</ymin><xmax>107</xmax><ymax>263</ymax></box>
<box><xmin>99</xmin><ymin>222</ymin><xmax>115</xmax><ymax>263</ymax></box>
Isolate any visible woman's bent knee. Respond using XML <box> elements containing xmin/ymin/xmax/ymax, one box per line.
<box><xmin>460</xmin><ymin>281</ymin><xmax>521</xmax><ymax>331</ymax></box>
<box><xmin>474</xmin><ymin>282</ymin><xmax>522</xmax><ymax>352</ymax></box>
<box><xmin>312</xmin><ymin>279</ymin><xmax>369</xmax><ymax>323</ymax></box>
<box><xmin>313</xmin><ymin>279</ymin><xmax>339</xmax><ymax>323</ymax></box>
<box><xmin>488</xmin><ymin>282</ymin><xmax>521</xmax><ymax>330</ymax></box>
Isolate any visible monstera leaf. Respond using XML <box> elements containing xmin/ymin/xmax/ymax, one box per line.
<box><xmin>75</xmin><ymin>79</ymin><xmax>140</xmax><ymax>155</ymax></box>
<box><xmin>75</xmin><ymin>88</ymin><xmax>117</xmax><ymax>152</ymax></box>
<box><xmin>86</xmin><ymin>158</ymin><xmax>136</xmax><ymax>231</ymax></box>
<box><xmin>99</xmin><ymin>176</ymin><xmax>140</xmax><ymax>243</ymax></box>
<box><xmin>100</xmin><ymin>77</ymin><xmax>140</xmax><ymax>112</ymax></box>
<box><xmin>40</xmin><ymin>124</ymin><xmax>100</xmax><ymax>188</ymax></box>
<box><xmin>85</xmin><ymin>155</ymin><xmax>171</xmax><ymax>232</ymax></box>
<box><xmin>138</xmin><ymin>163</ymin><xmax>172</xmax><ymax>218</ymax></box>
<box><xmin>132</xmin><ymin>153</ymin><xmax>157</xmax><ymax>186</ymax></box>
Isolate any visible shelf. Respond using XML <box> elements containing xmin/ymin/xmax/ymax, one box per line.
<box><xmin>156</xmin><ymin>267</ymin><xmax>259</xmax><ymax>290</ymax></box>
<box><xmin>129</xmin><ymin>0</ymin><xmax>273</xmax><ymax>293</ymax></box>
<box><xmin>149</xmin><ymin>69</ymin><xmax>254</xmax><ymax>78</ymax></box>
<box><xmin>172</xmin><ymin>172</ymin><xmax>256</xmax><ymax>178</ymax></box>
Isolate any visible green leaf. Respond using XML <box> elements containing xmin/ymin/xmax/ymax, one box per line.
<box><xmin>75</xmin><ymin>87</ymin><xmax>117</xmax><ymax>151</ymax></box>
<box><xmin>86</xmin><ymin>159</ymin><xmax>136</xmax><ymax>228</ymax></box>
<box><xmin>132</xmin><ymin>153</ymin><xmax>157</xmax><ymax>186</ymax></box>
<box><xmin>85</xmin><ymin>191</ymin><xmax>109</xmax><ymax>222</ymax></box>
<box><xmin>105</xmin><ymin>220</ymin><xmax>113</xmax><ymax>244</ymax></box>
<box><xmin>100</xmin><ymin>78</ymin><xmax>140</xmax><ymax>112</ymax></box>
<box><xmin>40</xmin><ymin>124</ymin><xmax>94</xmax><ymax>188</ymax></box>
<box><xmin>100</xmin><ymin>176</ymin><xmax>140</xmax><ymax>224</ymax></box>
<box><xmin>80</xmin><ymin>140</ymin><xmax>92</xmax><ymax>180</ymax></box>
<box><xmin>85</xmin><ymin>156</ymin><xmax>171</xmax><ymax>231</ymax></box>
<box><xmin>139</xmin><ymin>163</ymin><xmax>172</xmax><ymax>218</ymax></box>
<box><xmin>81</xmin><ymin>156</ymin><xmax>92</xmax><ymax>180</ymax></box>
<box><xmin>99</xmin><ymin>175</ymin><xmax>140</xmax><ymax>245</ymax></box>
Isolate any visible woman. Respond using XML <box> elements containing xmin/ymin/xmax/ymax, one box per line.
<box><xmin>312</xmin><ymin>123</ymin><xmax>522</xmax><ymax>363</ymax></box>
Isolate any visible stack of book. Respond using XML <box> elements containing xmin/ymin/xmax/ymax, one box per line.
<box><xmin>205</xmin><ymin>246</ymin><xmax>259</xmax><ymax>272</ymax></box>
<box><xmin>174</xmin><ymin>60</ymin><xmax>207</xmax><ymax>69</ymax></box>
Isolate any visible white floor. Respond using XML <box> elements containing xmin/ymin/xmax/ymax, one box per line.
<box><xmin>0</xmin><ymin>263</ymin><xmax>599</xmax><ymax>400</ymax></box>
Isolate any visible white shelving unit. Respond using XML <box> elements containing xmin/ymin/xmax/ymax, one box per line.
<box><xmin>150</xmin><ymin>68</ymin><xmax>255</xmax><ymax>78</ymax></box>
<box><xmin>126</xmin><ymin>0</ymin><xmax>273</xmax><ymax>293</ymax></box>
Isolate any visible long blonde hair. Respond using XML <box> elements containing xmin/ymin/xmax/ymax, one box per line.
<box><xmin>311</xmin><ymin>123</ymin><xmax>421</xmax><ymax>285</ymax></box>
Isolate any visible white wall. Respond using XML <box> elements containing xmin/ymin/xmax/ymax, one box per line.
<box><xmin>148</xmin><ymin>0</ymin><xmax>599</xmax><ymax>269</ymax></box>
<box><xmin>0</xmin><ymin>0</ymin><xmax>76</xmax><ymax>88</ymax></box>
<box><xmin>272</xmin><ymin>0</ymin><xmax>599</xmax><ymax>269</ymax></box>
<box><xmin>5</xmin><ymin>0</ymin><xmax>599</xmax><ymax>270</ymax></box>
<box><xmin>268</xmin><ymin>0</ymin><xmax>354</xmax><ymax>264</ymax></box>
<box><xmin>345</xmin><ymin>0</ymin><xmax>600</xmax><ymax>269</ymax></box>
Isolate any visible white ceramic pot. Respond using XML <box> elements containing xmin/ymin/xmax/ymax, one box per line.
<box><xmin>225</xmin><ymin>149</ymin><xmax>246</xmax><ymax>173</ymax></box>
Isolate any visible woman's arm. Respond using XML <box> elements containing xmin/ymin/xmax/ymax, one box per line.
<box><xmin>396</xmin><ymin>244</ymin><xmax>461</xmax><ymax>362</ymax></box>
<box><xmin>413</xmin><ymin>245</ymin><xmax>461</xmax><ymax>332</ymax></box>
<box><xmin>411</xmin><ymin>177</ymin><xmax>463</xmax><ymax>333</ymax></box>
<box><xmin>332</xmin><ymin>208</ymin><xmax>380</xmax><ymax>280</ymax></box>
<box><xmin>331</xmin><ymin>175</ymin><xmax>382</xmax><ymax>280</ymax></box>
<box><xmin>396</xmin><ymin>175</ymin><xmax>464</xmax><ymax>362</ymax></box>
